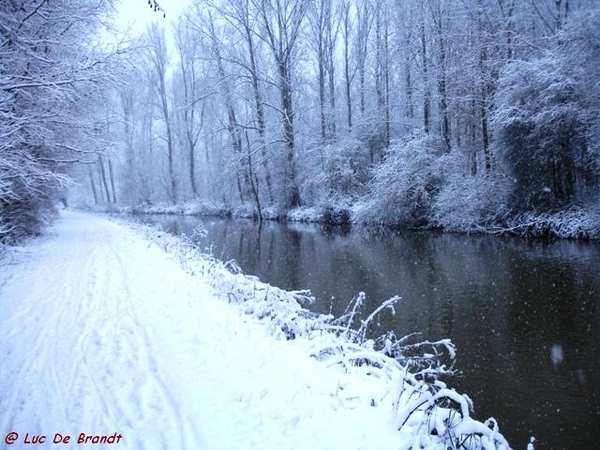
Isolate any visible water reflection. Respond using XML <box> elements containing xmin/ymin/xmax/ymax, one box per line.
<box><xmin>140</xmin><ymin>214</ymin><xmax>600</xmax><ymax>450</ymax></box>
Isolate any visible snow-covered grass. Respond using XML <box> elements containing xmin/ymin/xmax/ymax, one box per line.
<box><xmin>126</xmin><ymin>216</ymin><xmax>513</xmax><ymax>450</ymax></box>
<box><xmin>285</xmin><ymin>206</ymin><xmax>324</xmax><ymax>222</ymax></box>
<box><xmin>492</xmin><ymin>205</ymin><xmax>600</xmax><ymax>239</ymax></box>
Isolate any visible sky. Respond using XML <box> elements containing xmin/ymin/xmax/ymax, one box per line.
<box><xmin>116</xmin><ymin>0</ymin><xmax>192</xmax><ymax>37</ymax></box>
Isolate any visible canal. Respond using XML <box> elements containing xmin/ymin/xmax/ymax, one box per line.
<box><xmin>139</xmin><ymin>214</ymin><xmax>600</xmax><ymax>450</ymax></box>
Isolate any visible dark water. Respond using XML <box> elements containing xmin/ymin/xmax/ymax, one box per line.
<box><xmin>140</xmin><ymin>215</ymin><xmax>600</xmax><ymax>450</ymax></box>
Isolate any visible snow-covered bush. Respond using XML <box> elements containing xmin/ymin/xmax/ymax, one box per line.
<box><xmin>286</xmin><ymin>206</ymin><xmax>324</xmax><ymax>223</ymax></box>
<box><xmin>431</xmin><ymin>153</ymin><xmax>511</xmax><ymax>233</ymax></box>
<box><xmin>355</xmin><ymin>132</ymin><xmax>445</xmax><ymax>226</ymax></box>
<box><xmin>491</xmin><ymin>54</ymin><xmax>595</xmax><ymax>212</ymax></box>
<box><xmin>127</xmin><ymin>218</ymin><xmax>512</xmax><ymax>449</ymax></box>
<box><xmin>0</xmin><ymin>159</ymin><xmax>65</xmax><ymax>243</ymax></box>
<box><xmin>498</xmin><ymin>205</ymin><xmax>600</xmax><ymax>239</ymax></box>
<box><xmin>561</xmin><ymin>7</ymin><xmax>600</xmax><ymax>188</ymax></box>
<box><xmin>301</xmin><ymin>138</ymin><xmax>371</xmax><ymax>208</ymax></box>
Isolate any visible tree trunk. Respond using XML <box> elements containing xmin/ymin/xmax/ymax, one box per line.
<box><xmin>108</xmin><ymin>158</ymin><xmax>117</xmax><ymax>204</ymax></box>
<box><xmin>420</xmin><ymin>11</ymin><xmax>431</xmax><ymax>134</ymax></box>
<box><xmin>246</xmin><ymin>131</ymin><xmax>262</xmax><ymax>220</ymax></box>
<box><xmin>342</xmin><ymin>1</ymin><xmax>352</xmax><ymax>131</ymax></box>
<box><xmin>243</xmin><ymin>16</ymin><xmax>273</xmax><ymax>202</ymax></box>
<box><xmin>98</xmin><ymin>157</ymin><xmax>111</xmax><ymax>204</ymax></box>
<box><xmin>434</xmin><ymin>9</ymin><xmax>451</xmax><ymax>152</ymax></box>
<box><xmin>278</xmin><ymin>59</ymin><xmax>300</xmax><ymax>209</ymax></box>
<box><xmin>88</xmin><ymin>164</ymin><xmax>98</xmax><ymax>205</ymax></box>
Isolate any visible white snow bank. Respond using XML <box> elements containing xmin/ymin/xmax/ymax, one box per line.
<box><xmin>0</xmin><ymin>211</ymin><xmax>512</xmax><ymax>450</ymax></box>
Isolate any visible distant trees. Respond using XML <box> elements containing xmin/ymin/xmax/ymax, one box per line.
<box><xmin>62</xmin><ymin>0</ymin><xmax>599</xmax><ymax>236</ymax></box>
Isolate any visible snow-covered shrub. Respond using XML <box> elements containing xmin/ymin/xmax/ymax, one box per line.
<box><xmin>301</xmin><ymin>138</ymin><xmax>371</xmax><ymax>208</ymax></box>
<box><xmin>286</xmin><ymin>206</ymin><xmax>324</xmax><ymax>223</ymax></box>
<box><xmin>0</xmin><ymin>159</ymin><xmax>65</xmax><ymax>243</ymax></box>
<box><xmin>491</xmin><ymin>54</ymin><xmax>595</xmax><ymax>212</ymax></box>
<box><xmin>431</xmin><ymin>153</ymin><xmax>511</xmax><ymax>232</ymax></box>
<box><xmin>355</xmin><ymin>119</ymin><xmax>388</xmax><ymax>164</ymax></box>
<box><xmin>499</xmin><ymin>204</ymin><xmax>600</xmax><ymax>239</ymax></box>
<box><xmin>321</xmin><ymin>205</ymin><xmax>351</xmax><ymax>225</ymax></box>
<box><xmin>356</xmin><ymin>132</ymin><xmax>445</xmax><ymax>226</ymax></box>
<box><xmin>130</xmin><ymin>200</ymin><xmax>230</xmax><ymax>217</ymax></box>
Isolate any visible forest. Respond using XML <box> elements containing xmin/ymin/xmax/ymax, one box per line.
<box><xmin>1</xmin><ymin>0</ymin><xmax>599</xmax><ymax>243</ymax></box>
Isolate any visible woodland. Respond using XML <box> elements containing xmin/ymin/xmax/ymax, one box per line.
<box><xmin>1</xmin><ymin>0</ymin><xmax>599</xmax><ymax>242</ymax></box>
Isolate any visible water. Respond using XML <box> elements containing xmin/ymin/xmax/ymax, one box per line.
<box><xmin>139</xmin><ymin>214</ymin><xmax>600</xmax><ymax>450</ymax></box>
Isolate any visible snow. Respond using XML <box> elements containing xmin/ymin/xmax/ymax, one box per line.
<box><xmin>550</xmin><ymin>344</ymin><xmax>564</xmax><ymax>369</ymax></box>
<box><xmin>0</xmin><ymin>210</ymin><xmax>511</xmax><ymax>449</ymax></box>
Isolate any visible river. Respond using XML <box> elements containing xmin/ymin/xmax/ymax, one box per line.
<box><xmin>138</xmin><ymin>214</ymin><xmax>600</xmax><ymax>450</ymax></box>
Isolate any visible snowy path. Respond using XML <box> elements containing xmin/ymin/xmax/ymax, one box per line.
<box><xmin>0</xmin><ymin>211</ymin><xmax>400</xmax><ymax>449</ymax></box>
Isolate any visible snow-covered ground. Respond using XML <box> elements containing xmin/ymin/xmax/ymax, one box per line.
<box><xmin>0</xmin><ymin>211</ymin><xmax>511</xmax><ymax>449</ymax></box>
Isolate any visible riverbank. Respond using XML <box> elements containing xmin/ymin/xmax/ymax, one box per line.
<box><xmin>0</xmin><ymin>210</ymin><xmax>511</xmax><ymax>449</ymax></box>
<box><xmin>96</xmin><ymin>199</ymin><xmax>600</xmax><ymax>240</ymax></box>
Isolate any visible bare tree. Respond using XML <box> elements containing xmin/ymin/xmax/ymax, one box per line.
<box><xmin>174</xmin><ymin>16</ymin><xmax>206</xmax><ymax>198</ymax></box>
<box><xmin>355</xmin><ymin>0</ymin><xmax>372</xmax><ymax>119</ymax></box>
<box><xmin>254</xmin><ymin>0</ymin><xmax>309</xmax><ymax>209</ymax></box>
<box><xmin>226</xmin><ymin>0</ymin><xmax>274</xmax><ymax>202</ymax></box>
<box><xmin>206</xmin><ymin>11</ymin><xmax>249</xmax><ymax>202</ymax></box>
<box><xmin>341</xmin><ymin>0</ymin><xmax>354</xmax><ymax>131</ymax></box>
<box><xmin>146</xmin><ymin>25</ymin><xmax>178</xmax><ymax>203</ymax></box>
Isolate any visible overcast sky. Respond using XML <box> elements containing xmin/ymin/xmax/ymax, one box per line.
<box><xmin>116</xmin><ymin>0</ymin><xmax>191</xmax><ymax>36</ymax></box>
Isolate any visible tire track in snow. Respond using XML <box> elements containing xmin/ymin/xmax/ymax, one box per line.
<box><xmin>83</xmin><ymin>229</ymin><xmax>196</xmax><ymax>449</ymax></box>
<box><xmin>1</xmin><ymin>216</ymin><xmax>121</xmax><ymax>437</ymax></box>
<box><xmin>1</xmin><ymin>212</ymin><xmax>206</xmax><ymax>449</ymax></box>
<box><xmin>0</xmin><ymin>248</ymin><xmax>79</xmax><ymax>435</ymax></box>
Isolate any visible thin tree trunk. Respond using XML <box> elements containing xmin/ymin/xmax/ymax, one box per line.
<box><xmin>433</xmin><ymin>1</ymin><xmax>450</xmax><ymax>151</ymax></box>
<box><xmin>246</xmin><ymin>131</ymin><xmax>262</xmax><ymax>220</ymax></box>
<box><xmin>98</xmin><ymin>157</ymin><xmax>110</xmax><ymax>204</ymax></box>
<box><xmin>88</xmin><ymin>164</ymin><xmax>98</xmax><ymax>205</ymax></box>
<box><xmin>279</xmin><ymin>59</ymin><xmax>300</xmax><ymax>208</ymax></box>
<box><xmin>209</xmin><ymin>14</ymin><xmax>248</xmax><ymax>202</ymax></box>
<box><xmin>319</xmin><ymin>45</ymin><xmax>327</xmax><ymax>140</ymax></box>
<box><xmin>243</xmin><ymin>13</ymin><xmax>273</xmax><ymax>202</ymax></box>
<box><xmin>383</xmin><ymin>15</ymin><xmax>390</xmax><ymax>148</ymax></box>
<box><xmin>356</xmin><ymin>1</ymin><xmax>370</xmax><ymax>118</ymax></box>
<box><xmin>325</xmin><ymin>0</ymin><xmax>336</xmax><ymax>140</ymax></box>
<box><xmin>342</xmin><ymin>1</ymin><xmax>352</xmax><ymax>131</ymax></box>
<box><xmin>420</xmin><ymin>11</ymin><xmax>430</xmax><ymax>133</ymax></box>
<box><xmin>108</xmin><ymin>158</ymin><xmax>117</xmax><ymax>204</ymax></box>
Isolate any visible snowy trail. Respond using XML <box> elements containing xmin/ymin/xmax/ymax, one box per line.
<box><xmin>0</xmin><ymin>212</ymin><xmax>207</xmax><ymax>448</ymax></box>
<box><xmin>0</xmin><ymin>211</ymin><xmax>400</xmax><ymax>449</ymax></box>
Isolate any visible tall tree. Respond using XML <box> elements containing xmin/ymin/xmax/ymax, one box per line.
<box><xmin>254</xmin><ymin>0</ymin><xmax>309</xmax><ymax>209</ymax></box>
<box><xmin>224</xmin><ymin>0</ymin><xmax>274</xmax><ymax>202</ymax></box>
<box><xmin>174</xmin><ymin>16</ymin><xmax>206</xmax><ymax>199</ymax></box>
<box><xmin>340</xmin><ymin>0</ymin><xmax>354</xmax><ymax>131</ymax></box>
<box><xmin>146</xmin><ymin>25</ymin><xmax>178</xmax><ymax>203</ymax></box>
